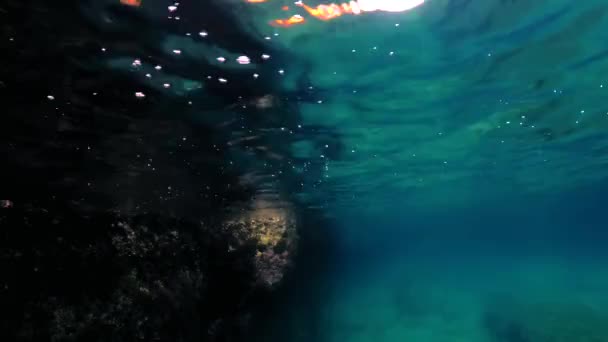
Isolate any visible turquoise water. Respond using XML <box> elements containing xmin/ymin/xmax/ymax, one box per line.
<box><xmin>244</xmin><ymin>0</ymin><xmax>608</xmax><ymax>341</ymax></box>
<box><xmin>260</xmin><ymin>188</ymin><xmax>608</xmax><ymax>341</ymax></box>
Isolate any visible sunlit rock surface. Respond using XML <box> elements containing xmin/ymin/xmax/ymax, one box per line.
<box><xmin>226</xmin><ymin>198</ymin><xmax>298</xmax><ymax>287</ymax></box>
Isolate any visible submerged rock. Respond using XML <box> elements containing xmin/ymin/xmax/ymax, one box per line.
<box><xmin>225</xmin><ymin>198</ymin><xmax>298</xmax><ymax>288</ymax></box>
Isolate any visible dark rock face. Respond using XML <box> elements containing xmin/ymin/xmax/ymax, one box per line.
<box><xmin>1</xmin><ymin>209</ymin><xmax>283</xmax><ymax>341</ymax></box>
<box><xmin>0</xmin><ymin>0</ymin><xmax>307</xmax><ymax>341</ymax></box>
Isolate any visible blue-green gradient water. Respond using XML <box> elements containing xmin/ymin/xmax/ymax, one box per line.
<box><xmin>9</xmin><ymin>0</ymin><xmax>607</xmax><ymax>340</ymax></box>
<box><xmin>245</xmin><ymin>0</ymin><xmax>608</xmax><ymax>341</ymax></box>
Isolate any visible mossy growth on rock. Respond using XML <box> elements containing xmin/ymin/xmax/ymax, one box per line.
<box><xmin>224</xmin><ymin>199</ymin><xmax>298</xmax><ymax>288</ymax></box>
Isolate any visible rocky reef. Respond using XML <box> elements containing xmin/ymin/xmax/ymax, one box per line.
<box><xmin>1</xmin><ymin>204</ymin><xmax>300</xmax><ymax>341</ymax></box>
<box><xmin>225</xmin><ymin>199</ymin><xmax>298</xmax><ymax>288</ymax></box>
<box><xmin>0</xmin><ymin>0</ymin><xmax>310</xmax><ymax>341</ymax></box>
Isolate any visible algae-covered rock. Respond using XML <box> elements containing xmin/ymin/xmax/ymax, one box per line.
<box><xmin>225</xmin><ymin>199</ymin><xmax>298</xmax><ymax>288</ymax></box>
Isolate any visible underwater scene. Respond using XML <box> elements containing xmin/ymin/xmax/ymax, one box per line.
<box><xmin>2</xmin><ymin>0</ymin><xmax>608</xmax><ymax>341</ymax></box>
